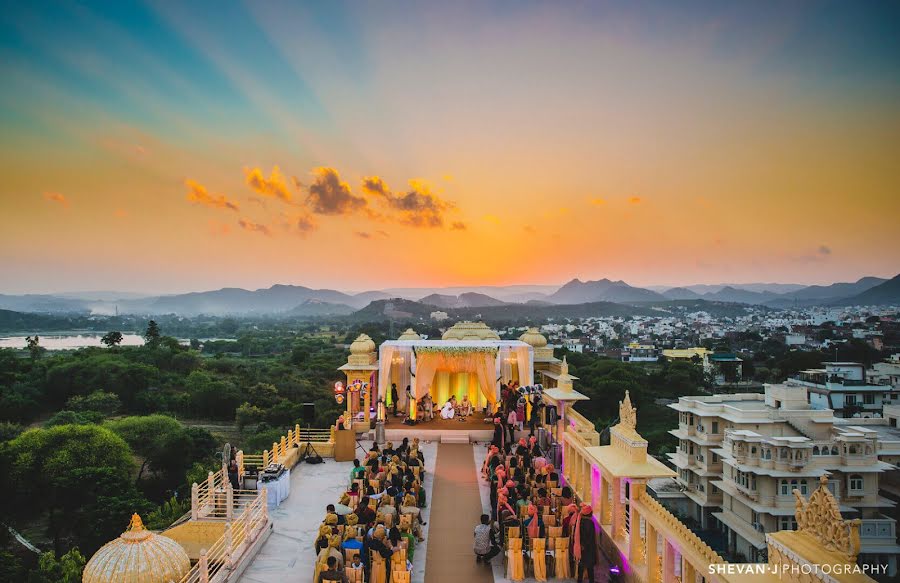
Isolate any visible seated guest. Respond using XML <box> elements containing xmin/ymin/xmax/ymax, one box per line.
<box><xmin>350</xmin><ymin>459</ymin><xmax>366</xmax><ymax>482</ymax></box>
<box><xmin>326</xmin><ymin>504</ymin><xmax>346</xmax><ymax>525</ymax></box>
<box><xmin>524</xmin><ymin>504</ymin><xmax>545</xmax><ymax>540</ymax></box>
<box><xmin>399</xmin><ymin>523</ymin><xmax>416</xmax><ymax>560</ymax></box>
<box><xmin>355</xmin><ymin>496</ymin><xmax>376</xmax><ymax>525</ymax></box>
<box><xmin>559</xmin><ymin>486</ymin><xmax>574</xmax><ymax>508</ymax></box>
<box><xmin>314</xmin><ymin>524</ymin><xmax>332</xmax><ymax>555</ymax></box>
<box><xmin>546</xmin><ymin>464</ymin><xmax>560</xmax><ymax>486</ymax></box>
<box><xmin>458</xmin><ymin>394</ymin><xmax>474</xmax><ymax>416</ymax></box>
<box><xmin>440</xmin><ymin>397</ymin><xmax>456</xmax><ymax>419</ymax></box>
<box><xmin>474</xmin><ymin>514</ymin><xmax>501</xmax><ymax>563</ymax></box>
<box><xmin>497</xmin><ymin>495</ymin><xmax>518</xmax><ymax>543</ymax></box>
<box><xmin>396</xmin><ymin>437</ymin><xmax>410</xmax><ymax>456</ymax></box>
<box><xmin>318</xmin><ymin>555</ymin><xmax>347</xmax><ymax>583</ymax></box>
<box><xmin>534</xmin><ymin>488</ymin><xmax>551</xmax><ymax>513</ymax></box>
<box><xmin>367</xmin><ymin>527</ymin><xmax>394</xmax><ymax>581</ymax></box>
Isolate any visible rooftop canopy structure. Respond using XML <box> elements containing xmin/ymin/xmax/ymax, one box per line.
<box><xmin>377</xmin><ymin>337</ymin><xmax>534</xmax><ymax>418</ymax></box>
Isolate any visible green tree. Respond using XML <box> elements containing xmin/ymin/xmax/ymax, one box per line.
<box><xmin>67</xmin><ymin>391</ymin><xmax>121</xmax><ymax>416</ymax></box>
<box><xmin>144</xmin><ymin>320</ymin><xmax>161</xmax><ymax>346</ymax></box>
<box><xmin>0</xmin><ymin>424</ymin><xmax>137</xmax><ymax>554</ymax></box>
<box><xmin>26</xmin><ymin>335</ymin><xmax>43</xmax><ymax>359</ymax></box>
<box><xmin>106</xmin><ymin>415</ymin><xmax>193</xmax><ymax>482</ymax></box>
<box><xmin>35</xmin><ymin>548</ymin><xmax>86</xmax><ymax>583</ymax></box>
<box><xmin>100</xmin><ymin>331</ymin><xmax>123</xmax><ymax>348</ymax></box>
<box><xmin>235</xmin><ymin>402</ymin><xmax>265</xmax><ymax>431</ymax></box>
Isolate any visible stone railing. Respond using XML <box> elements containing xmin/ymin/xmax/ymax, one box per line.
<box><xmin>633</xmin><ymin>489</ymin><xmax>726</xmax><ymax>567</ymax></box>
<box><xmin>242</xmin><ymin>424</ymin><xmax>336</xmax><ymax>469</ymax></box>
<box><xmin>171</xmin><ymin>489</ymin><xmax>270</xmax><ymax>583</ymax></box>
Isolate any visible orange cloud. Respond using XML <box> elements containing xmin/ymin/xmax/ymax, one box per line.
<box><xmin>245</xmin><ymin>166</ymin><xmax>292</xmax><ymax>203</ymax></box>
<box><xmin>629</xmin><ymin>196</ymin><xmax>642</xmax><ymax>204</ymax></box>
<box><xmin>589</xmin><ymin>197</ymin><xmax>606</xmax><ymax>205</ymax></box>
<box><xmin>362</xmin><ymin>176</ymin><xmax>455</xmax><ymax>228</ymax></box>
<box><xmin>307</xmin><ymin>167</ymin><xmax>367</xmax><ymax>215</ymax></box>
<box><xmin>113</xmin><ymin>208</ymin><xmax>129</xmax><ymax>219</ymax></box>
<box><xmin>451</xmin><ymin>221</ymin><xmax>467</xmax><ymax>231</ymax></box>
<box><xmin>185</xmin><ymin>179</ymin><xmax>239</xmax><ymax>211</ymax></box>
<box><xmin>43</xmin><ymin>192</ymin><xmax>69</xmax><ymax>207</ymax></box>
<box><xmin>238</xmin><ymin>218</ymin><xmax>271</xmax><ymax>236</ymax></box>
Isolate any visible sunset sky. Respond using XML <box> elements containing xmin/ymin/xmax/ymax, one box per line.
<box><xmin>1</xmin><ymin>1</ymin><xmax>898</xmax><ymax>294</ymax></box>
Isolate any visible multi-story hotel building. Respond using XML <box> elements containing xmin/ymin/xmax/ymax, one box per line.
<box><xmin>668</xmin><ymin>384</ymin><xmax>900</xmax><ymax>574</ymax></box>
<box><xmin>789</xmin><ymin>361</ymin><xmax>900</xmax><ymax>417</ymax></box>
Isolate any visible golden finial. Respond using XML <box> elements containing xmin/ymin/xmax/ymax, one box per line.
<box><xmin>128</xmin><ymin>513</ymin><xmax>145</xmax><ymax>532</ymax></box>
<box><xmin>793</xmin><ymin>476</ymin><xmax>861</xmax><ymax>560</ymax></box>
<box><xmin>619</xmin><ymin>390</ymin><xmax>637</xmax><ymax>430</ymax></box>
<box><xmin>561</xmin><ymin>355</ymin><xmax>569</xmax><ymax>376</ymax></box>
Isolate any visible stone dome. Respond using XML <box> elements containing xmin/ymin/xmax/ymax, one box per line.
<box><xmin>441</xmin><ymin>321</ymin><xmax>500</xmax><ymax>341</ymax></box>
<box><xmin>397</xmin><ymin>328</ymin><xmax>421</xmax><ymax>341</ymax></box>
<box><xmin>349</xmin><ymin>333</ymin><xmax>376</xmax><ymax>354</ymax></box>
<box><xmin>83</xmin><ymin>514</ymin><xmax>190</xmax><ymax>583</ymax></box>
<box><xmin>518</xmin><ymin>327</ymin><xmax>548</xmax><ymax>347</ymax></box>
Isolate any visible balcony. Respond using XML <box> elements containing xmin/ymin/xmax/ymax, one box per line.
<box><xmin>860</xmin><ymin>516</ymin><xmax>896</xmax><ymax>540</ymax></box>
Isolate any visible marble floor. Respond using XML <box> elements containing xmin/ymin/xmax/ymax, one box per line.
<box><xmin>238</xmin><ymin>439</ymin><xmax>437</xmax><ymax>583</ymax></box>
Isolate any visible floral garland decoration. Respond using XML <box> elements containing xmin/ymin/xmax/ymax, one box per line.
<box><xmin>415</xmin><ymin>346</ymin><xmax>498</xmax><ymax>356</ymax></box>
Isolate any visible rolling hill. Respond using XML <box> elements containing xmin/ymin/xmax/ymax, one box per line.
<box><xmin>548</xmin><ymin>278</ymin><xmax>665</xmax><ymax>304</ymax></box>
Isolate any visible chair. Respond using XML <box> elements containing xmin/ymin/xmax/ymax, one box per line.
<box><xmin>383</xmin><ymin>513</ymin><xmax>394</xmax><ymax>529</ymax></box>
<box><xmin>399</xmin><ymin>514</ymin><xmax>412</xmax><ymax>531</ymax></box>
<box><xmin>553</xmin><ymin>537</ymin><xmax>570</xmax><ymax>579</ymax></box>
<box><xmin>530</xmin><ymin>537</ymin><xmax>547</xmax><ymax>582</ymax></box>
<box><xmin>543</xmin><ymin>514</ymin><xmax>557</xmax><ymax>527</ymax></box>
<box><xmin>506</xmin><ymin>526</ymin><xmax>521</xmax><ymax>541</ymax></box>
<box><xmin>391</xmin><ymin>570</ymin><xmax>411</xmax><ymax>583</ymax></box>
<box><xmin>550</xmin><ymin>487</ymin><xmax>562</xmax><ymax>498</ymax></box>
<box><xmin>391</xmin><ymin>548</ymin><xmax>407</xmax><ymax>570</ymax></box>
<box><xmin>346</xmin><ymin>566</ymin><xmax>364</xmax><ymax>583</ymax></box>
<box><xmin>507</xmin><ymin>537</ymin><xmax>525</xmax><ymax>582</ymax></box>
<box><xmin>369</xmin><ymin>551</ymin><xmax>386</xmax><ymax>583</ymax></box>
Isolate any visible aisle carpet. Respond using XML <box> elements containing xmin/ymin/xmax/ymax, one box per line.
<box><xmin>424</xmin><ymin>443</ymin><xmax>495</xmax><ymax>583</ymax></box>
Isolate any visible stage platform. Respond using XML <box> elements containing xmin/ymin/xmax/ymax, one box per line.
<box><xmin>378</xmin><ymin>414</ymin><xmax>496</xmax><ymax>444</ymax></box>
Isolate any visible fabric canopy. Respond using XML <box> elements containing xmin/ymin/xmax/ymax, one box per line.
<box><xmin>413</xmin><ymin>348</ymin><xmax>498</xmax><ymax>405</ymax></box>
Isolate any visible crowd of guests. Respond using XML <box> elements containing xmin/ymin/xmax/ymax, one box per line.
<box><xmin>314</xmin><ymin>438</ymin><xmax>428</xmax><ymax>583</ymax></box>
<box><xmin>477</xmin><ymin>435</ymin><xmax>599</xmax><ymax>583</ymax></box>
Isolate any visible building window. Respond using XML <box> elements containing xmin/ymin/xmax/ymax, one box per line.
<box><xmin>780</xmin><ymin>479</ymin><xmax>789</xmax><ymax>495</ymax></box>
<box><xmin>831</xmin><ymin>446</ymin><xmax>839</xmax><ymax>455</ymax></box>
<box><xmin>846</xmin><ymin>394</ymin><xmax>857</xmax><ymax>405</ymax></box>
<box><xmin>712</xmin><ymin>421</ymin><xmax>719</xmax><ymax>434</ymax></box>
<box><xmin>800</xmin><ymin>480</ymin><xmax>808</xmax><ymax>495</ymax></box>
<box><xmin>780</xmin><ymin>517</ymin><xmax>798</xmax><ymax>531</ymax></box>
<box><xmin>813</xmin><ymin>446</ymin><xmax>820</xmax><ymax>455</ymax></box>
<box><xmin>849</xmin><ymin>475</ymin><xmax>864</xmax><ymax>493</ymax></box>
<box><xmin>712</xmin><ymin>452</ymin><xmax>719</xmax><ymax>463</ymax></box>
<box><xmin>864</xmin><ymin>393</ymin><xmax>875</xmax><ymax>405</ymax></box>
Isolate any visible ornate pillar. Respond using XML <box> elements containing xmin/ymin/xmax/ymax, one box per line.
<box><xmin>646</xmin><ymin>523</ymin><xmax>659</xmax><ymax>583</ymax></box>
<box><xmin>683</xmin><ymin>559</ymin><xmax>696</xmax><ymax>583</ymax></box>
<box><xmin>611</xmin><ymin>477</ymin><xmax>623</xmax><ymax>540</ymax></box>
<box><xmin>629</xmin><ymin>506</ymin><xmax>644</xmax><ymax>566</ymax></box>
<box><xmin>601</xmin><ymin>478</ymin><xmax>612</xmax><ymax>525</ymax></box>
<box><xmin>663</xmin><ymin>539</ymin><xmax>675</xmax><ymax>583</ymax></box>
<box><xmin>597</xmin><ymin>475</ymin><xmax>608</xmax><ymax>525</ymax></box>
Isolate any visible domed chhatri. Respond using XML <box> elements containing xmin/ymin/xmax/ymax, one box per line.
<box><xmin>83</xmin><ymin>514</ymin><xmax>190</xmax><ymax>583</ymax></box>
<box><xmin>441</xmin><ymin>321</ymin><xmax>500</xmax><ymax>341</ymax></box>
<box><xmin>397</xmin><ymin>328</ymin><xmax>421</xmax><ymax>341</ymax></box>
<box><xmin>518</xmin><ymin>327</ymin><xmax>547</xmax><ymax>347</ymax></box>
<box><xmin>349</xmin><ymin>333</ymin><xmax>376</xmax><ymax>354</ymax></box>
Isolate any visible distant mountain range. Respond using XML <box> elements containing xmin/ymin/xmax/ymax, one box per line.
<box><xmin>0</xmin><ymin>274</ymin><xmax>896</xmax><ymax>317</ymax></box>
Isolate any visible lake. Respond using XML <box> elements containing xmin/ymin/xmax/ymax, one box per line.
<box><xmin>0</xmin><ymin>333</ymin><xmax>235</xmax><ymax>350</ymax></box>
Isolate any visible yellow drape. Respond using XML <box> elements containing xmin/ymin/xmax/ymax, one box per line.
<box><xmin>507</xmin><ymin>538</ymin><xmax>524</xmax><ymax>581</ymax></box>
<box><xmin>431</xmin><ymin>372</ymin><xmax>487</xmax><ymax>409</ymax></box>
<box><xmin>554</xmin><ymin>537</ymin><xmax>570</xmax><ymax>579</ymax></box>
<box><xmin>532</xmin><ymin>537</ymin><xmax>547</xmax><ymax>581</ymax></box>
<box><xmin>413</xmin><ymin>350</ymin><xmax>497</xmax><ymax>405</ymax></box>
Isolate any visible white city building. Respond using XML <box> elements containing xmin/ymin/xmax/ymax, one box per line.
<box><xmin>668</xmin><ymin>384</ymin><xmax>900</xmax><ymax>574</ymax></box>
